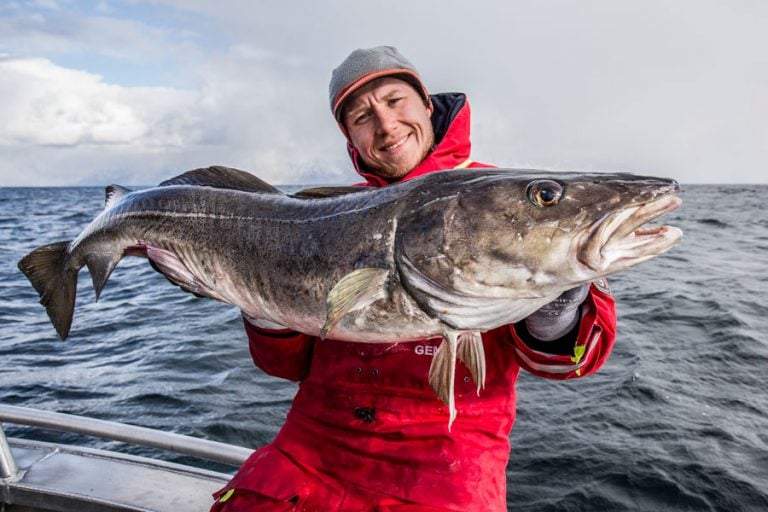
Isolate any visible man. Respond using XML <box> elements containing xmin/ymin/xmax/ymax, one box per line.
<box><xmin>212</xmin><ymin>46</ymin><xmax>617</xmax><ymax>511</ymax></box>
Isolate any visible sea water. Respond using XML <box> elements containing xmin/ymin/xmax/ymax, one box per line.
<box><xmin>1</xmin><ymin>184</ymin><xmax>766</xmax><ymax>511</ymax></box>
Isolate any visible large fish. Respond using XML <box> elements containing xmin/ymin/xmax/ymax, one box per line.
<box><xmin>18</xmin><ymin>166</ymin><xmax>682</xmax><ymax>426</ymax></box>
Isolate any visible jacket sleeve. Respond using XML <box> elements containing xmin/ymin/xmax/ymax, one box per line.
<box><xmin>244</xmin><ymin>319</ymin><xmax>315</xmax><ymax>382</ymax></box>
<box><xmin>509</xmin><ymin>280</ymin><xmax>617</xmax><ymax>379</ymax></box>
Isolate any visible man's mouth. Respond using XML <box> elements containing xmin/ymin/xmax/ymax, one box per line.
<box><xmin>381</xmin><ymin>135</ymin><xmax>409</xmax><ymax>152</ymax></box>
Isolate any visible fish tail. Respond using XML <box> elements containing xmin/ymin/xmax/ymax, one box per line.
<box><xmin>18</xmin><ymin>241</ymin><xmax>78</xmax><ymax>340</ymax></box>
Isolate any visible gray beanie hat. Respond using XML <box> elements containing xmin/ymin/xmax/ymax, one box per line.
<box><xmin>329</xmin><ymin>46</ymin><xmax>430</xmax><ymax>122</ymax></box>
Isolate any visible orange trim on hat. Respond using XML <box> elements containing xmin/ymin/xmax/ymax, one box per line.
<box><xmin>332</xmin><ymin>69</ymin><xmax>428</xmax><ymax>122</ymax></box>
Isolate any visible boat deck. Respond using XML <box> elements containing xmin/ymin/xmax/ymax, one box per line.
<box><xmin>1</xmin><ymin>405</ymin><xmax>252</xmax><ymax>512</ymax></box>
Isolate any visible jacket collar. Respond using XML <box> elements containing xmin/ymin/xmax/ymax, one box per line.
<box><xmin>349</xmin><ymin>92</ymin><xmax>472</xmax><ymax>187</ymax></box>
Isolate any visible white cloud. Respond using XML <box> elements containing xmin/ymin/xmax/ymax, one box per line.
<box><xmin>0</xmin><ymin>57</ymin><xmax>194</xmax><ymax>147</ymax></box>
<box><xmin>0</xmin><ymin>4</ymin><xmax>203</xmax><ymax>63</ymax></box>
<box><xmin>0</xmin><ymin>0</ymin><xmax>766</xmax><ymax>185</ymax></box>
<box><xmin>30</xmin><ymin>0</ymin><xmax>60</xmax><ymax>10</ymax></box>
<box><xmin>0</xmin><ymin>54</ymin><xmax>351</xmax><ymax>186</ymax></box>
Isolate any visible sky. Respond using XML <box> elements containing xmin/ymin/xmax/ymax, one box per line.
<box><xmin>0</xmin><ymin>0</ymin><xmax>766</xmax><ymax>186</ymax></box>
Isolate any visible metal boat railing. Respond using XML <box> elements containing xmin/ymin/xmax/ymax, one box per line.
<box><xmin>0</xmin><ymin>404</ymin><xmax>252</xmax><ymax>480</ymax></box>
<box><xmin>0</xmin><ymin>425</ymin><xmax>18</xmax><ymax>479</ymax></box>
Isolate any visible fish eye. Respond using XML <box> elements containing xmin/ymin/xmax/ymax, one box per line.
<box><xmin>526</xmin><ymin>180</ymin><xmax>563</xmax><ymax>207</ymax></box>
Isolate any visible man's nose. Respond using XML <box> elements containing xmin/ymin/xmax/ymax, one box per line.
<box><xmin>374</xmin><ymin>109</ymin><xmax>398</xmax><ymax>134</ymax></box>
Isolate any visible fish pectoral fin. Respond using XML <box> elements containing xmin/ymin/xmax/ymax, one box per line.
<box><xmin>159</xmin><ymin>166</ymin><xmax>282</xmax><ymax>194</ymax></box>
<box><xmin>457</xmin><ymin>331</ymin><xmax>486</xmax><ymax>396</ymax></box>
<box><xmin>428</xmin><ymin>333</ymin><xmax>459</xmax><ymax>431</ymax></box>
<box><xmin>321</xmin><ymin>268</ymin><xmax>390</xmax><ymax>339</ymax></box>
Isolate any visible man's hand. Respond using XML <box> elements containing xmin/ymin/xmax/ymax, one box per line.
<box><xmin>524</xmin><ymin>285</ymin><xmax>590</xmax><ymax>341</ymax></box>
<box><xmin>242</xmin><ymin>312</ymin><xmax>288</xmax><ymax>330</ymax></box>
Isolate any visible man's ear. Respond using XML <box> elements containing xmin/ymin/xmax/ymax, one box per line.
<box><xmin>425</xmin><ymin>98</ymin><xmax>434</xmax><ymax>117</ymax></box>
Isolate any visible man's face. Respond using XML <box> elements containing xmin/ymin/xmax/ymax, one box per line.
<box><xmin>342</xmin><ymin>77</ymin><xmax>435</xmax><ymax>180</ymax></box>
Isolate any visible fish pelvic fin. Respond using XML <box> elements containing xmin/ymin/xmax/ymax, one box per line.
<box><xmin>457</xmin><ymin>331</ymin><xmax>487</xmax><ymax>396</ymax></box>
<box><xmin>429</xmin><ymin>332</ymin><xmax>459</xmax><ymax>431</ymax></box>
<box><xmin>105</xmin><ymin>185</ymin><xmax>132</xmax><ymax>209</ymax></box>
<box><xmin>18</xmin><ymin>241</ymin><xmax>77</xmax><ymax>340</ymax></box>
<box><xmin>321</xmin><ymin>268</ymin><xmax>390</xmax><ymax>339</ymax></box>
<box><xmin>159</xmin><ymin>166</ymin><xmax>282</xmax><ymax>194</ymax></box>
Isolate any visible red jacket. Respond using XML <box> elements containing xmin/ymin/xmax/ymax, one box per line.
<box><xmin>215</xmin><ymin>93</ymin><xmax>617</xmax><ymax>511</ymax></box>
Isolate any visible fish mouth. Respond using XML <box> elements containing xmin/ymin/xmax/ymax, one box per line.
<box><xmin>579</xmin><ymin>193</ymin><xmax>683</xmax><ymax>273</ymax></box>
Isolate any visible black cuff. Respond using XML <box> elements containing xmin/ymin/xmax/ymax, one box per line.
<box><xmin>514</xmin><ymin>319</ymin><xmax>580</xmax><ymax>356</ymax></box>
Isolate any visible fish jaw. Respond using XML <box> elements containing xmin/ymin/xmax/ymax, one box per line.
<box><xmin>577</xmin><ymin>193</ymin><xmax>683</xmax><ymax>276</ymax></box>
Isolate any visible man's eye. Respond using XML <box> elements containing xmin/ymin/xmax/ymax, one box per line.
<box><xmin>387</xmin><ymin>97</ymin><xmax>402</xmax><ymax>107</ymax></box>
<box><xmin>354</xmin><ymin>112</ymin><xmax>371</xmax><ymax>124</ymax></box>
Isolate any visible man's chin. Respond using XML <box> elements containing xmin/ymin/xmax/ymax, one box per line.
<box><xmin>374</xmin><ymin>166</ymin><xmax>411</xmax><ymax>180</ymax></box>
<box><xmin>373</xmin><ymin>157</ymin><xmax>420</xmax><ymax>179</ymax></box>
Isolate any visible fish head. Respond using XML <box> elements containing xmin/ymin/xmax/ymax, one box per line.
<box><xmin>480</xmin><ymin>170</ymin><xmax>683</xmax><ymax>278</ymax></box>
<box><xmin>396</xmin><ymin>169</ymin><xmax>683</xmax><ymax>323</ymax></box>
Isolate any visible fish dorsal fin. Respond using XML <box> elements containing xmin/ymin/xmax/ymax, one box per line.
<box><xmin>291</xmin><ymin>186</ymin><xmax>369</xmax><ymax>199</ymax></box>
<box><xmin>105</xmin><ymin>185</ymin><xmax>132</xmax><ymax>209</ymax></box>
<box><xmin>159</xmin><ymin>166</ymin><xmax>281</xmax><ymax>194</ymax></box>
